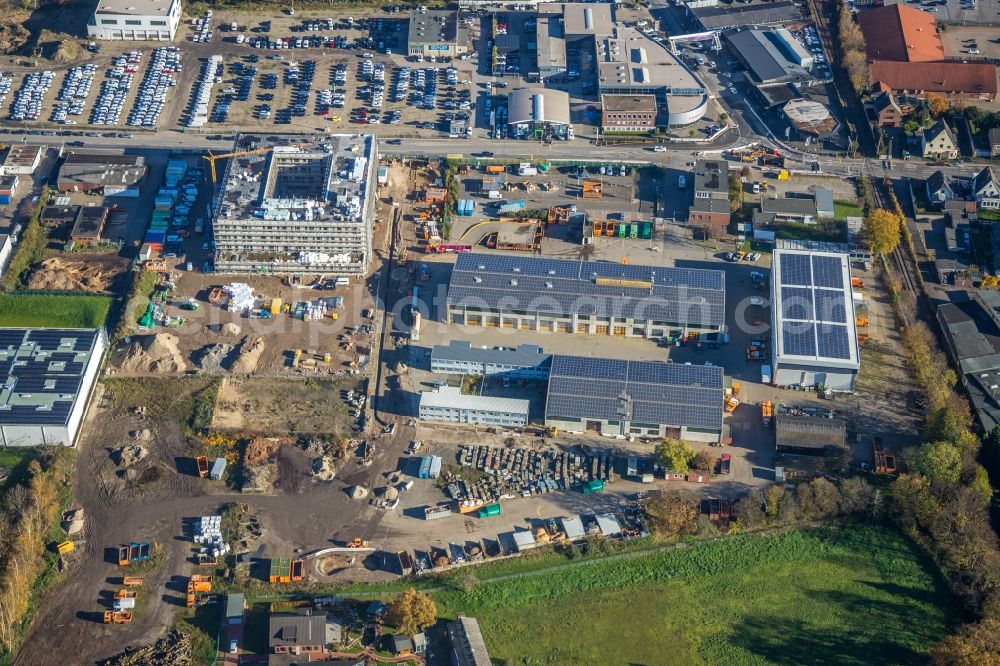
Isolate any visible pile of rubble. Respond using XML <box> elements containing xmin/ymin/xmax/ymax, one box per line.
<box><xmin>113</xmin><ymin>444</ymin><xmax>148</xmax><ymax>467</ymax></box>
<box><xmin>312</xmin><ymin>457</ymin><xmax>336</xmax><ymax>481</ymax></box>
<box><xmin>61</xmin><ymin>508</ymin><xmax>85</xmax><ymax>537</ymax></box>
<box><xmin>98</xmin><ymin>630</ymin><xmax>192</xmax><ymax>666</ymax></box>
<box><xmin>195</xmin><ymin>343</ymin><xmax>234</xmax><ymax>371</ymax></box>
<box><xmin>450</xmin><ymin>444</ymin><xmax>614</xmax><ymax>504</ymax></box>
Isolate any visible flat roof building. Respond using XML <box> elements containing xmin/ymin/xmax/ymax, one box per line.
<box><xmin>448</xmin><ymin>616</ymin><xmax>491</xmax><ymax>666</ymax></box>
<box><xmin>430</xmin><ymin>340</ymin><xmax>552</xmax><ymax>379</ymax></box>
<box><xmin>544</xmin><ymin>355</ymin><xmax>724</xmax><ymax>442</ymax></box>
<box><xmin>418</xmin><ymin>386</ymin><xmax>529</xmax><ymax>427</ymax></box>
<box><xmin>0</xmin><ymin>328</ymin><xmax>107</xmax><ymax>447</ymax></box>
<box><xmin>445</xmin><ymin>253</ymin><xmax>726</xmax><ymax>338</ymax></box>
<box><xmin>87</xmin><ymin>0</ymin><xmax>181</xmax><ymax>41</ymax></box>
<box><xmin>1</xmin><ymin>145</ymin><xmax>44</xmax><ymax>175</ymax></box>
<box><xmin>70</xmin><ymin>206</ymin><xmax>110</xmax><ymax>246</ymax></box>
<box><xmin>691</xmin><ymin>1</ymin><xmax>803</xmax><ymax>30</ymax></box>
<box><xmin>770</xmin><ymin>249</ymin><xmax>860</xmax><ymax>392</ymax></box>
<box><xmin>506</xmin><ymin>88</ymin><xmax>572</xmax><ymax>140</ymax></box>
<box><xmin>601</xmin><ymin>94</ymin><xmax>658</xmax><ymax>132</ymax></box>
<box><xmin>212</xmin><ymin>134</ymin><xmax>377</xmax><ymax>275</ymax></box>
<box><xmin>597</xmin><ymin>26</ymin><xmax>708</xmax><ymax>126</ymax></box>
<box><xmin>406</xmin><ymin>9</ymin><xmax>468</xmax><ymax>57</ymax></box>
<box><xmin>56</xmin><ymin>153</ymin><xmax>146</xmax><ymax>195</ymax></box>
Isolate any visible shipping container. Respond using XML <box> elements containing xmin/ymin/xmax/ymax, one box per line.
<box><xmin>429</xmin><ymin>456</ymin><xmax>442</xmax><ymax>479</ymax></box>
<box><xmin>210</xmin><ymin>457</ymin><xmax>227</xmax><ymax>480</ymax></box>
<box><xmin>424</xmin><ymin>504</ymin><xmax>452</xmax><ymax>520</ymax></box>
<box><xmin>418</xmin><ymin>456</ymin><xmax>432</xmax><ymax>479</ymax></box>
<box><xmin>580</xmin><ymin>479</ymin><xmax>605</xmax><ymax>494</ymax></box>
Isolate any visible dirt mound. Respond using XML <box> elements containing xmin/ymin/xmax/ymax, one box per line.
<box><xmin>27</xmin><ymin>255</ymin><xmax>128</xmax><ymax>292</ymax></box>
<box><xmin>220</xmin><ymin>322</ymin><xmax>242</xmax><ymax>336</ymax></box>
<box><xmin>244</xmin><ymin>437</ymin><xmax>290</xmax><ymax>465</ymax></box>
<box><xmin>231</xmin><ymin>336</ymin><xmax>265</xmax><ymax>374</ymax></box>
<box><xmin>120</xmin><ymin>333</ymin><xmax>187</xmax><ymax>373</ymax></box>
<box><xmin>312</xmin><ymin>456</ymin><xmax>336</xmax><ymax>481</ymax></box>
<box><xmin>112</xmin><ymin>444</ymin><xmax>147</xmax><ymax>467</ymax></box>
<box><xmin>195</xmin><ymin>343</ymin><xmax>234</xmax><ymax>372</ymax></box>
<box><xmin>0</xmin><ymin>23</ymin><xmax>29</xmax><ymax>54</ymax></box>
<box><xmin>98</xmin><ymin>629</ymin><xmax>192</xmax><ymax>666</ymax></box>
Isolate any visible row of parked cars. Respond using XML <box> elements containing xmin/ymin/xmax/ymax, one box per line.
<box><xmin>90</xmin><ymin>55</ymin><xmax>138</xmax><ymax>126</ymax></box>
<box><xmin>190</xmin><ymin>11</ymin><xmax>214</xmax><ymax>43</ymax></box>
<box><xmin>9</xmin><ymin>71</ymin><xmax>55</xmax><ymax>121</ymax></box>
<box><xmin>50</xmin><ymin>65</ymin><xmax>95</xmax><ymax>123</ymax></box>
<box><xmin>127</xmin><ymin>48</ymin><xmax>180</xmax><ymax>127</ymax></box>
<box><xmin>0</xmin><ymin>75</ymin><xmax>11</xmax><ymax>109</ymax></box>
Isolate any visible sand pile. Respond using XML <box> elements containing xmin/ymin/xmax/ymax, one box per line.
<box><xmin>312</xmin><ymin>457</ymin><xmax>335</xmax><ymax>481</ymax></box>
<box><xmin>120</xmin><ymin>333</ymin><xmax>187</xmax><ymax>373</ymax></box>
<box><xmin>220</xmin><ymin>322</ymin><xmax>242</xmax><ymax>336</ymax></box>
<box><xmin>231</xmin><ymin>336</ymin><xmax>265</xmax><ymax>374</ymax></box>
<box><xmin>349</xmin><ymin>485</ymin><xmax>369</xmax><ymax>500</ymax></box>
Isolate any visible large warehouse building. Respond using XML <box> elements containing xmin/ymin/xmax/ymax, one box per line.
<box><xmin>544</xmin><ymin>355</ymin><xmax>724</xmax><ymax>442</ymax></box>
<box><xmin>506</xmin><ymin>88</ymin><xmax>572</xmax><ymax>140</ymax></box>
<box><xmin>445</xmin><ymin>253</ymin><xmax>726</xmax><ymax>338</ymax></box>
<box><xmin>770</xmin><ymin>249</ymin><xmax>860</xmax><ymax>392</ymax></box>
<box><xmin>212</xmin><ymin>135</ymin><xmax>377</xmax><ymax>275</ymax></box>
<box><xmin>87</xmin><ymin>0</ymin><xmax>182</xmax><ymax>41</ymax></box>
<box><xmin>0</xmin><ymin>328</ymin><xmax>107</xmax><ymax>447</ymax></box>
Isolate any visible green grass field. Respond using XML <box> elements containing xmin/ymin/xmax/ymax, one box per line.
<box><xmin>432</xmin><ymin>524</ymin><xmax>954</xmax><ymax>665</ymax></box>
<box><xmin>834</xmin><ymin>200</ymin><xmax>864</xmax><ymax>220</ymax></box>
<box><xmin>0</xmin><ymin>293</ymin><xmax>112</xmax><ymax>328</ymax></box>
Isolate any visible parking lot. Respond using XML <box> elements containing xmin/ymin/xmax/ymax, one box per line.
<box><xmin>902</xmin><ymin>0</ymin><xmax>1000</xmax><ymax>25</ymax></box>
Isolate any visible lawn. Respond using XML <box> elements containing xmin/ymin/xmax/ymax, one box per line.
<box><xmin>775</xmin><ymin>220</ymin><xmax>847</xmax><ymax>244</ymax></box>
<box><xmin>834</xmin><ymin>200</ymin><xmax>864</xmax><ymax>220</ymax></box>
<box><xmin>431</xmin><ymin>524</ymin><xmax>954</xmax><ymax>665</ymax></box>
<box><xmin>0</xmin><ymin>293</ymin><xmax>112</xmax><ymax>328</ymax></box>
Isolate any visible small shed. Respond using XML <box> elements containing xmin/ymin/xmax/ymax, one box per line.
<box><xmin>815</xmin><ymin>188</ymin><xmax>834</xmax><ymax>219</ymax></box>
<box><xmin>512</xmin><ymin>530</ymin><xmax>537</xmax><ymax>552</ymax></box>
<box><xmin>560</xmin><ymin>515</ymin><xmax>586</xmax><ymax>541</ymax></box>
<box><xmin>595</xmin><ymin>513</ymin><xmax>622</xmax><ymax>537</ymax></box>
<box><xmin>0</xmin><ymin>174</ymin><xmax>17</xmax><ymax>206</ymax></box>
<box><xmin>224</xmin><ymin>593</ymin><xmax>245</xmax><ymax>625</ymax></box>
<box><xmin>412</xmin><ymin>632</ymin><xmax>427</xmax><ymax>654</ymax></box>
<box><xmin>392</xmin><ymin>634</ymin><xmax>414</xmax><ymax>656</ymax></box>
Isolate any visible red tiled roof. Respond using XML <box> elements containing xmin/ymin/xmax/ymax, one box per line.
<box><xmin>858</xmin><ymin>5</ymin><xmax>944</xmax><ymax>62</ymax></box>
<box><xmin>870</xmin><ymin>60</ymin><xmax>997</xmax><ymax>98</ymax></box>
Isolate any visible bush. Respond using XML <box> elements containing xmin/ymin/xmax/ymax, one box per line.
<box><xmin>1</xmin><ymin>187</ymin><xmax>50</xmax><ymax>291</ymax></box>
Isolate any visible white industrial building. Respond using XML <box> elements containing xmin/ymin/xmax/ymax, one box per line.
<box><xmin>770</xmin><ymin>249</ymin><xmax>860</xmax><ymax>392</ymax></box>
<box><xmin>0</xmin><ymin>328</ymin><xmax>107</xmax><ymax>447</ymax></box>
<box><xmin>87</xmin><ymin>0</ymin><xmax>181</xmax><ymax>41</ymax></box>
<box><xmin>430</xmin><ymin>340</ymin><xmax>552</xmax><ymax>380</ymax></box>
<box><xmin>418</xmin><ymin>386</ymin><xmax>529</xmax><ymax>427</ymax></box>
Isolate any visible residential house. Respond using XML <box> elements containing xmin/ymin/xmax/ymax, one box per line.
<box><xmin>392</xmin><ymin>635</ymin><xmax>414</xmax><ymax>657</ymax></box>
<box><xmin>269</xmin><ymin>612</ymin><xmax>327</xmax><ymax>655</ymax></box>
<box><xmin>872</xmin><ymin>92</ymin><xmax>903</xmax><ymax>127</ymax></box>
<box><xmin>990</xmin><ymin>127</ymin><xmax>1000</xmax><ymax>158</ymax></box>
<box><xmin>760</xmin><ymin>196</ymin><xmax>818</xmax><ymax>224</ymax></box>
<box><xmin>922</xmin><ymin>121</ymin><xmax>959</xmax><ymax>160</ymax></box>
<box><xmin>925</xmin><ymin>170</ymin><xmax>954</xmax><ymax>204</ymax></box>
<box><xmin>973</xmin><ymin>166</ymin><xmax>1000</xmax><ymax>209</ymax></box>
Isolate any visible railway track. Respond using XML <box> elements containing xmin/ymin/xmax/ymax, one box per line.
<box><xmin>870</xmin><ymin>172</ymin><xmax>921</xmax><ymax>311</ymax></box>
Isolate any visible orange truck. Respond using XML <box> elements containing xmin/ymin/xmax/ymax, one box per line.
<box><xmin>116</xmin><ymin>589</ymin><xmax>137</xmax><ymax>600</ymax></box>
<box><xmin>103</xmin><ymin>611</ymin><xmax>133</xmax><ymax>624</ymax></box>
<box><xmin>123</xmin><ymin>576</ymin><xmax>143</xmax><ymax>588</ymax></box>
<box><xmin>761</xmin><ymin>401</ymin><xmax>773</xmax><ymax>427</ymax></box>
<box><xmin>186</xmin><ymin>575</ymin><xmax>213</xmax><ymax>607</ymax></box>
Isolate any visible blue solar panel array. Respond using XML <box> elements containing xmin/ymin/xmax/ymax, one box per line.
<box><xmin>545</xmin><ymin>354</ymin><xmax>724</xmax><ymax>430</ymax></box>
<box><xmin>448</xmin><ymin>253</ymin><xmax>726</xmax><ymax>327</ymax></box>
<box><xmin>0</xmin><ymin>328</ymin><xmax>101</xmax><ymax>426</ymax></box>
<box><xmin>776</xmin><ymin>251</ymin><xmax>855</xmax><ymax>362</ymax></box>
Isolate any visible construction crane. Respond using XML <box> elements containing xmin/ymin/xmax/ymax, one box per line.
<box><xmin>202</xmin><ymin>140</ymin><xmax>318</xmax><ymax>185</ymax></box>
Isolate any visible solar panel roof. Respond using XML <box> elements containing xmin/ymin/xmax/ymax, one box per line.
<box><xmin>772</xmin><ymin>250</ymin><xmax>859</xmax><ymax>366</ymax></box>
<box><xmin>0</xmin><ymin>328</ymin><xmax>102</xmax><ymax>427</ymax></box>
<box><xmin>447</xmin><ymin>253</ymin><xmax>726</xmax><ymax>327</ymax></box>
<box><xmin>545</xmin><ymin>355</ymin><xmax>724</xmax><ymax>430</ymax></box>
